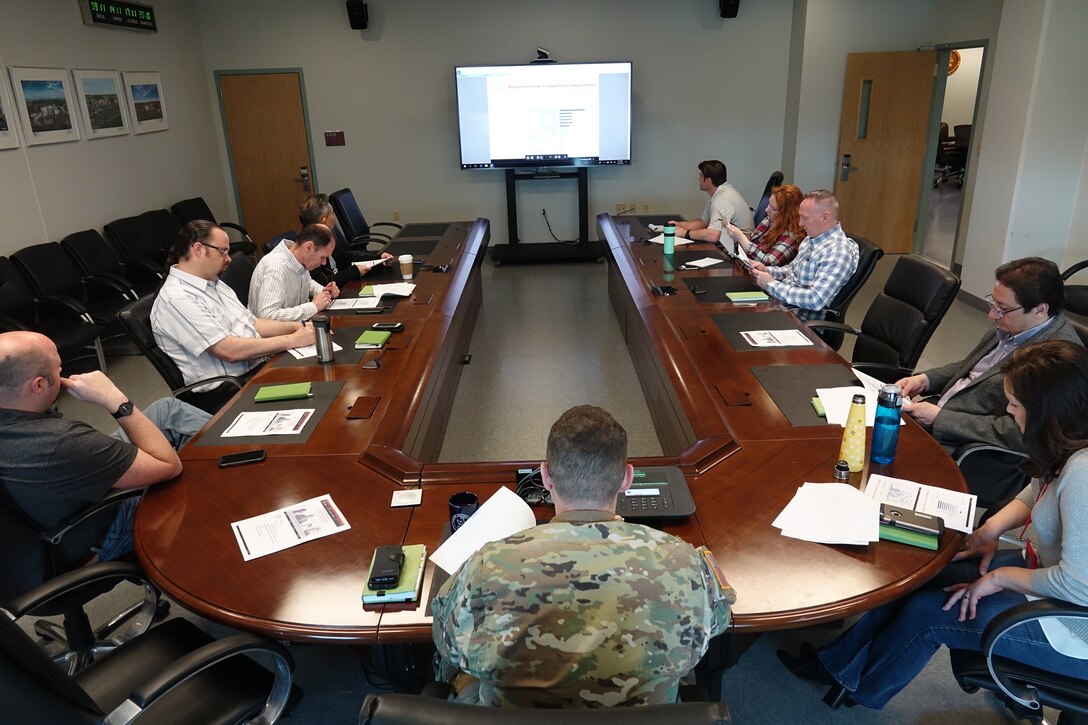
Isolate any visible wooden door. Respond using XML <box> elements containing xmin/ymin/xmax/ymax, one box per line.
<box><xmin>834</xmin><ymin>52</ymin><xmax>935</xmax><ymax>254</ymax></box>
<box><xmin>218</xmin><ymin>72</ymin><xmax>313</xmax><ymax>246</ymax></box>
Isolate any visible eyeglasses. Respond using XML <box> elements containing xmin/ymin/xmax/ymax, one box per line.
<box><xmin>200</xmin><ymin>241</ymin><xmax>230</xmax><ymax>257</ymax></box>
<box><xmin>984</xmin><ymin>294</ymin><xmax>1024</xmax><ymax>318</ymax></box>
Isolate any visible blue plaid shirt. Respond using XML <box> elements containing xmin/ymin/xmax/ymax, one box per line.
<box><xmin>764</xmin><ymin>223</ymin><xmax>858</xmax><ymax>321</ymax></box>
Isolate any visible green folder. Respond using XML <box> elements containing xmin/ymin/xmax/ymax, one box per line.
<box><xmin>253</xmin><ymin>382</ymin><xmax>313</xmax><ymax>402</ymax></box>
<box><xmin>355</xmin><ymin>330</ymin><xmax>392</xmax><ymax>349</ymax></box>
<box><xmin>726</xmin><ymin>291</ymin><xmax>770</xmax><ymax>302</ymax></box>
<box><xmin>359</xmin><ymin>285</ymin><xmax>376</xmax><ymax>297</ymax></box>
<box><xmin>879</xmin><ymin>523</ymin><xmax>939</xmax><ymax>550</ymax></box>
<box><xmin>362</xmin><ymin>544</ymin><xmax>427</xmax><ymax>604</ymax></box>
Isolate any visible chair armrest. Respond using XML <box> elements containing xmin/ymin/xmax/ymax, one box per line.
<box><xmin>119</xmin><ymin>260</ymin><xmax>165</xmax><ymax>281</ymax></box>
<box><xmin>82</xmin><ymin>274</ymin><xmax>137</xmax><ymax>301</ymax></box>
<box><xmin>36</xmin><ymin>293</ymin><xmax>90</xmax><ymax>317</ymax></box>
<box><xmin>219</xmin><ymin>221</ymin><xmax>251</xmax><ymax>240</ymax></box>
<box><xmin>1062</xmin><ymin>259</ymin><xmax>1088</xmax><ymax>281</ymax></box>
<box><xmin>805</xmin><ymin>320</ymin><xmax>860</xmax><ymax>336</ymax></box>
<box><xmin>953</xmin><ymin>442</ymin><xmax>1030</xmax><ymax>467</ymax></box>
<box><xmin>0</xmin><ymin>316</ymin><xmax>30</xmax><ymax>332</ymax></box>
<box><xmin>107</xmin><ymin>633</ymin><xmax>294</xmax><ymax>725</ymax></box>
<box><xmin>370</xmin><ymin>221</ymin><xmax>403</xmax><ymax>232</ymax></box>
<box><xmin>982</xmin><ymin>599</ymin><xmax>1088</xmax><ymax>709</ymax></box>
<box><xmin>350</xmin><ymin>233</ymin><xmax>392</xmax><ymax>246</ymax></box>
<box><xmin>45</xmin><ymin>487</ymin><xmax>145</xmax><ymax>546</ymax></box>
<box><xmin>4</xmin><ymin>561</ymin><xmax>149</xmax><ymax>618</ymax></box>
<box><xmin>850</xmin><ymin>362</ymin><xmax>914</xmax><ymax>384</ymax></box>
<box><xmin>172</xmin><ymin>374</ymin><xmax>244</xmax><ymax>397</ymax></box>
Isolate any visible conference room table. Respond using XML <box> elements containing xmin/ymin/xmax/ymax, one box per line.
<box><xmin>134</xmin><ymin>213</ymin><xmax>968</xmax><ymax>649</ymax></box>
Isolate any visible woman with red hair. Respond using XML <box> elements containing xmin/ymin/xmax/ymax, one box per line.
<box><xmin>722</xmin><ymin>183</ymin><xmax>804</xmax><ymax>266</ymax></box>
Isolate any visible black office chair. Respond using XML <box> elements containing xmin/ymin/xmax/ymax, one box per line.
<box><xmin>104</xmin><ymin>209</ymin><xmax>179</xmax><ymax>280</ymax></box>
<box><xmin>219</xmin><ymin>251</ymin><xmax>256</xmax><ymax>307</ymax></box>
<box><xmin>262</xmin><ymin>230</ymin><xmax>297</xmax><ymax>257</ymax></box>
<box><xmin>1062</xmin><ymin>260</ymin><xmax>1088</xmax><ymax>318</ymax></box>
<box><xmin>171</xmin><ymin>196</ymin><xmax>257</xmax><ymax>256</ymax></box>
<box><xmin>329</xmin><ymin>187</ymin><xmax>402</xmax><ymax>252</ymax></box>
<box><xmin>951</xmin><ymin>599</ymin><xmax>1088</xmax><ymax>724</ymax></box>
<box><xmin>811</xmin><ymin>235</ymin><xmax>884</xmax><ymax>351</ymax></box>
<box><xmin>0</xmin><ymin>256</ymin><xmax>107</xmax><ymax>371</ymax></box>
<box><xmin>60</xmin><ymin>229</ymin><xmax>159</xmax><ymax>299</ymax></box>
<box><xmin>933</xmin><ymin>121</ymin><xmax>967</xmax><ymax>188</ymax></box>
<box><xmin>1</xmin><ymin>562</ymin><xmax>295</xmax><ymax>724</ymax></box>
<box><xmin>752</xmin><ymin>171</ymin><xmax>784</xmax><ymax>228</ymax></box>
<box><xmin>806</xmin><ymin>254</ymin><xmax>961</xmax><ymax>382</ymax></box>
<box><xmin>117</xmin><ymin>294</ymin><xmax>244</xmax><ymax>414</ymax></box>
<box><xmin>359</xmin><ymin>691</ymin><xmax>730</xmax><ymax>724</ymax></box>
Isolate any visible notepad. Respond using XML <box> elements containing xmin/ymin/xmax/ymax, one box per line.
<box><xmin>359</xmin><ymin>285</ymin><xmax>376</xmax><ymax>297</ymax></box>
<box><xmin>726</xmin><ymin>291</ymin><xmax>770</xmax><ymax>302</ymax></box>
<box><xmin>362</xmin><ymin>544</ymin><xmax>427</xmax><ymax>604</ymax></box>
<box><xmin>253</xmin><ymin>382</ymin><xmax>313</xmax><ymax>402</ymax></box>
<box><xmin>878</xmin><ymin>524</ymin><xmax>938</xmax><ymax>550</ymax></box>
<box><xmin>355</xmin><ymin>330</ymin><xmax>392</xmax><ymax>349</ymax></box>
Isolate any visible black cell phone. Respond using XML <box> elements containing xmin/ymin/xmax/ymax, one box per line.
<box><xmin>371</xmin><ymin>322</ymin><xmax>404</xmax><ymax>332</ymax></box>
<box><xmin>218</xmin><ymin>449</ymin><xmax>267</xmax><ymax>468</ymax></box>
<box><xmin>367</xmin><ymin>545</ymin><xmax>405</xmax><ymax>590</ymax></box>
<box><xmin>880</xmin><ymin>504</ymin><xmax>944</xmax><ymax>536</ymax></box>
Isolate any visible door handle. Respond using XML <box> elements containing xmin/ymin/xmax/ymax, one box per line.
<box><xmin>295</xmin><ymin>165</ymin><xmax>312</xmax><ymax>192</ymax></box>
<box><xmin>839</xmin><ymin>154</ymin><xmax>858</xmax><ymax>182</ymax></box>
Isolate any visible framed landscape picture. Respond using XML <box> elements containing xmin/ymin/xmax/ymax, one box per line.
<box><xmin>73</xmin><ymin>69</ymin><xmax>129</xmax><ymax>139</ymax></box>
<box><xmin>0</xmin><ymin>73</ymin><xmax>19</xmax><ymax>150</ymax></box>
<box><xmin>122</xmin><ymin>71</ymin><xmax>168</xmax><ymax>134</ymax></box>
<box><xmin>8</xmin><ymin>67</ymin><xmax>80</xmax><ymax>145</ymax></box>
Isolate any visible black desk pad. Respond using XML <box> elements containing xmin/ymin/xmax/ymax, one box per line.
<box><xmin>751</xmin><ymin>364</ymin><xmax>860</xmax><ymax>427</ymax></box>
<box><xmin>685</xmin><ymin>275</ymin><xmax>761</xmax><ymax>303</ymax></box>
<box><xmin>668</xmin><ymin>250</ymin><xmax>729</xmax><ymax>267</ymax></box>
<box><xmin>195</xmin><ymin>380</ymin><xmax>346</xmax><ymax>446</ymax></box>
<box><xmin>712</xmin><ymin>310</ymin><xmax>818</xmax><ymax>351</ymax></box>
<box><xmin>271</xmin><ymin>325</ymin><xmax>399</xmax><ymax>367</ymax></box>
<box><xmin>325</xmin><ymin>294</ymin><xmax>403</xmax><ymax>316</ymax></box>
<box><xmin>385</xmin><ymin>239</ymin><xmax>438</xmax><ymax>257</ymax></box>
<box><xmin>397</xmin><ymin>223</ymin><xmax>449</xmax><ymax>238</ymax></box>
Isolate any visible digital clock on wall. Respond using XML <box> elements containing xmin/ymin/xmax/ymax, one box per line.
<box><xmin>79</xmin><ymin>0</ymin><xmax>157</xmax><ymax>32</ymax></box>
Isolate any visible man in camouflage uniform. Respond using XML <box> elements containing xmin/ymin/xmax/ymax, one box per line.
<box><xmin>431</xmin><ymin>405</ymin><xmax>735</xmax><ymax>707</ymax></box>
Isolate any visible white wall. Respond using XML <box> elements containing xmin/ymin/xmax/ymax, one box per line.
<box><xmin>941</xmin><ymin>47</ymin><xmax>983</xmax><ymax>129</ymax></box>
<box><xmin>0</xmin><ymin>0</ymin><xmax>228</xmax><ymax>254</ymax></box>
<box><xmin>192</xmin><ymin>0</ymin><xmax>795</xmax><ymax>245</ymax></box>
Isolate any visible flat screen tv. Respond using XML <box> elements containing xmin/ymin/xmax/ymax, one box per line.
<box><xmin>455</xmin><ymin>61</ymin><xmax>632</xmax><ymax>170</ymax></box>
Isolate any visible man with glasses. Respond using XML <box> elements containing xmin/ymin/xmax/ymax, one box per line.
<box><xmin>151</xmin><ymin>221</ymin><xmax>315</xmax><ymax>412</ymax></box>
<box><xmin>896</xmin><ymin>257</ymin><xmax>1082</xmax><ymax>502</ymax></box>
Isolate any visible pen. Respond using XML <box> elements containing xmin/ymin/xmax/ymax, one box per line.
<box><xmin>300</xmin><ymin>319</ymin><xmax>307</xmax><ymax>326</ymax></box>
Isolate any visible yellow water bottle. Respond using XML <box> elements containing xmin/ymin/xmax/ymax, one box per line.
<box><xmin>838</xmin><ymin>393</ymin><xmax>867</xmax><ymax>473</ymax></box>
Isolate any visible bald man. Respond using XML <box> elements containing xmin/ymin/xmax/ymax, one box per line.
<box><xmin>0</xmin><ymin>332</ymin><xmax>208</xmax><ymax>566</ymax></box>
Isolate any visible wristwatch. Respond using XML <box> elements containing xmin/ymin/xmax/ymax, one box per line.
<box><xmin>111</xmin><ymin>400</ymin><xmax>134</xmax><ymax>419</ymax></box>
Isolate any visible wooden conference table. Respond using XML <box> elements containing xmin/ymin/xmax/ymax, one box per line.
<box><xmin>134</xmin><ymin>214</ymin><xmax>967</xmax><ymax>645</ymax></box>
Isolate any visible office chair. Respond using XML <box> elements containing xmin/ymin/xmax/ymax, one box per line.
<box><xmin>951</xmin><ymin>599</ymin><xmax>1088</xmax><ymax>724</ymax></box>
<box><xmin>811</xmin><ymin>235</ymin><xmax>884</xmax><ymax>351</ymax></box>
<box><xmin>933</xmin><ymin>122</ymin><xmax>967</xmax><ymax>188</ymax></box>
<box><xmin>752</xmin><ymin>171</ymin><xmax>784</xmax><ymax>228</ymax></box>
<box><xmin>171</xmin><ymin>196</ymin><xmax>257</xmax><ymax>256</ymax></box>
<box><xmin>329</xmin><ymin>188</ymin><xmax>403</xmax><ymax>252</ymax></box>
<box><xmin>806</xmin><ymin>254</ymin><xmax>960</xmax><ymax>382</ymax></box>
<box><xmin>61</xmin><ymin>229</ymin><xmax>159</xmax><ymax>299</ymax></box>
<box><xmin>0</xmin><ymin>256</ymin><xmax>107</xmax><ymax>371</ymax></box>
<box><xmin>117</xmin><ymin>294</ymin><xmax>244</xmax><ymax>414</ymax></box>
<box><xmin>1</xmin><ymin>562</ymin><xmax>295</xmax><ymax>724</ymax></box>
<box><xmin>104</xmin><ymin>209</ymin><xmax>179</xmax><ymax>280</ymax></box>
<box><xmin>1062</xmin><ymin>260</ymin><xmax>1088</xmax><ymax>318</ymax></box>
<box><xmin>262</xmin><ymin>230</ymin><xmax>297</xmax><ymax>257</ymax></box>
<box><xmin>219</xmin><ymin>251</ymin><xmax>257</xmax><ymax>307</ymax></box>
<box><xmin>359</xmin><ymin>690</ymin><xmax>731</xmax><ymax>724</ymax></box>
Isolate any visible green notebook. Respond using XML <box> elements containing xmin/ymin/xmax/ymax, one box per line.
<box><xmin>355</xmin><ymin>330</ymin><xmax>392</xmax><ymax>349</ymax></box>
<box><xmin>726</xmin><ymin>291</ymin><xmax>770</xmax><ymax>302</ymax></box>
<box><xmin>253</xmin><ymin>382</ymin><xmax>313</xmax><ymax>402</ymax></box>
<box><xmin>359</xmin><ymin>286</ymin><xmax>376</xmax><ymax>297</ymax></box>
<box><xmin>879</xmin><ymin>523</ymin><xmax>939</xmax><ymax>550</ymax></box>
<box><xmin>362</xmin><ymin>544</ymin><xmax>427</xmax><ymax>604</ymax></box>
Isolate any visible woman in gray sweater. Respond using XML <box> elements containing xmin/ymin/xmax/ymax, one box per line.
<box><xmin>780</xmin><ymin>340</ymin><xmax>1088</xmax><ymax>710</ymax></box>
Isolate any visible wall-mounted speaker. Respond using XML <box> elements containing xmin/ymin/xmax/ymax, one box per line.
<box><xmin>346</xmin><ymin>0</ymin><xmax>369</xmax><ymax>30</ymax></box>
<box><xmin>720</xmin><ymin>0</ymin><xmax>740</xmax><ymax>19</ymax></box>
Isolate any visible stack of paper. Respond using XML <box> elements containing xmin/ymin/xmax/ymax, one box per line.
<box><xmin>647</xmin><ymin>233</ymin><xmax>694</xmax><ymax>247</ymax></box>
<box><xmin>865</xmin><ymin>474</ymin><xmax>976</xmax><ymax>533</ymax></box>
<box><xmin>362</xmin><ymin>283</ymin><xmax>416</xmax><ymax>298</ymax></box>
<box><xmin>682</xmin><ymin>257</ymin><xmax>723</xmax><ymax>269</ymax></box>
<box><xmin>773</xmin><ymin>482</ymin><xmax>880</xmax><ymax>545</ymax></box>
<box><xmin>815</xmin><ymin>367</ymin><xmax>906</xmax><ymax>427</ymax></box>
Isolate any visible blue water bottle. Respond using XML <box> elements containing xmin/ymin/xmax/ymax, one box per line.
<box><xmin>870</xmin><ymin>384</ymin><xmax>902</xmax><ymax>464</ymax></box>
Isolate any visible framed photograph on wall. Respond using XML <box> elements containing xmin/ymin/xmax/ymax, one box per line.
<box><xmin>0</xmin><ymin>72</ymin><xmax>20</xmax><ymax>150</ymax></box>
<box><xmin>8</xmin><ymin>67</ymin><xmax>81</xmax><ymax>145</ymax></box>
<box><xmin>73</xmin><ymin>69</ymin><xmax>129</xmax><ymax>139</ymax></box>
<box><xmin>122</xmin><ymin>71</ymin><xmax>168</xmax><ymax>134</ymax></box>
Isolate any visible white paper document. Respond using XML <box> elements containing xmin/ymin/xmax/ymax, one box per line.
<box><xmin>683</xmin><ymin>257</ymin><xmax>724</xmax><ymax>269</ymax></box>
<box><xmin>728</xmin><ymin>242</ymin><xmax>753</xmax><ymax>270</ymax></box>
<box><xmin>740</xmin><ymin>329</ymin><xmax>814</xmax><ymax>347</ymax></box>
<box><xmin>647</xmin><ymin>233</ymin><xmax>695</xmax><ymax>247</ymax></box>
<box><xmin>287</xmin><ymin>341</ymin><xmax>344</xmax><ymax>360</ymax></box>
<box><xmin>327</xmin><ymin>297</ymin><xmax>381</xmax><ymax>310</ymax></box>
<box><xmin>865</xmin><ymin>474</ymin><xmax>976</xmax><ymax>533</ymax></box>
<box><xmin>773</xmin><ymin>482</ymin><xmax>880</xmax><ymax>545</ymax></box>
<box><xmin>221</xmin><ymin>409</ymin><xmax>314</xmax><ymax>437</ymax></box>
<box><xmin>366</xmin><ymin>283</ymin><xmax>416</xmax><ymax>298</ymax></box>
<box><xmin>816</xmin><ymin>385</ymin><xmax>905</xmax><ymax>428</ymax></box>
<box><xmin>357</xmin><ymin>257</ymin><xmax>392</xmax><ymax>270</ymax></box>
<box><xmin>430</xmin><ymin>487</ymin><xmax>538</xmax><ymax>574</ymax></box>
<box><xmin>231</xmin><ymin>494</ymin><xmax>350</xmax><ymax>561</ymax></box>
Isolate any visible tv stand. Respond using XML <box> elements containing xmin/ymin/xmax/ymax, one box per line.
<box><xmin>490</xmin><ymin>167</ymin><xmax>604</xmax><ymax>265</ymax></box>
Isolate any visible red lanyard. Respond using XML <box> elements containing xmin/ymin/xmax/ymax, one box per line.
<box><xmin>1020</xmin><ymin>478</ymin><xmax>1051</xmax><ymax>570</ymax></box>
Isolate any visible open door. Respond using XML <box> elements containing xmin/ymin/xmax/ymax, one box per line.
<box><xmin>833</xmin><ymin>51</ymin><xmax>935</xmax><ymax>254</ymax></box>
<box><xmin>217</xmin><ymin>71</ymin><xmax>315</xmax><ymax>247</ymax></box>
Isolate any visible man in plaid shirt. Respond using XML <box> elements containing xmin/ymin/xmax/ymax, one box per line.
<box><xmin>749</xmin><ymin>190</ymin><xmax>858</xmax><ymax>321</ymax></box>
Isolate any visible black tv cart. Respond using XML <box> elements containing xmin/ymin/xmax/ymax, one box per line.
<box><xmin>490</xmin><ymin>167</ymin><xmax>604</xmax><ymax>265</ymax></box>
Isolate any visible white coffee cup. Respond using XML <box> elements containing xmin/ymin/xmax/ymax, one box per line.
<box><xmin>398</xmin><ymin>254</ymin><xmax>413</xmax><ymax>280</ymax></box>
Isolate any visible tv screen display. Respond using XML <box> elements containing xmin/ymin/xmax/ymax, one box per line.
<box><xmin>455</xmin><ymin>61</ymin><xmax>632</xmax><ymax>170</ymax></box>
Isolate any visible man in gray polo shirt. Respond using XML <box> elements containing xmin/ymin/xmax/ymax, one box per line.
<box><xmin>669</xmin><ymin>160</ymin><xmax>754</xmax><ymax>242</ymax></box>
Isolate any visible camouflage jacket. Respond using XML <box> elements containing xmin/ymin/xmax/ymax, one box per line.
<box><xmin>431</xmin><ymin>510</ymin><xmax>735</xmax><ymax>707</ymax></box>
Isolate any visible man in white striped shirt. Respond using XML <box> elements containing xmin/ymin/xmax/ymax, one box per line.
<box><xmin>249</xmin><ymin>223</ymin><xmax>340</xmax><ymax>321</ymax></box>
